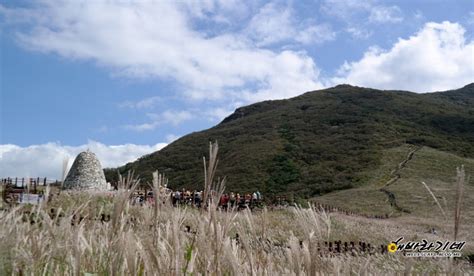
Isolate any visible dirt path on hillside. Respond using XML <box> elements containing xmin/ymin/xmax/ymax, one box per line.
<box><xmin>379</xmin><ymin>146</ymin><xmax>422</xmax><ymax>213</ymax></box>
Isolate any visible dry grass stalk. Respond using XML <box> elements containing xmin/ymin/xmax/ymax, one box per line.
<box><xmin>1</xmin><ymin>145</ymin><xmax>472</xmax><ymax>274</ymax></box>
<box><xmin>292</xmin><ymin>204</ymin><xmax>331</xmax><ymax>241</ymax></box>
<box><xmin>421</xmin><ymin>181</ymin><xmax>447</xmax><ymax>220</ymax></box>
<box><xmin>454</xmin><ymin>165</ymin><xmax>467</xmax><ymax>241</ymax></box>
<box><xmin>149</xmin><ymin>170</ymin><xmax>170</xmax><ymax>244</ymax></box>
<box><xmin>61</xmin><ymin>157</ymin><xmax>69</xmax><ymax>188</ymax></box>
<box><xmin>202</xmin><ymin>141</ymin><xmax>226</xmax><ymax>210</ymax></box>
<box><xmin>117</xmin><ymin>170</ymin><xmax>140</xmax><ymax>191</ymax></box>
<box><xmin>0</xmin><ymin>191</ymin><xmax>471</xmax><ymax>274</ymax></box>
<box><xmin>112</xmin><ymin>171</ymin><xmax>140</xmax><ymax>232</ymax></box>
<box><xmin>422</xmin><ymin>166</ymin><xmax>469</xmax><ymax>241</ymax></box>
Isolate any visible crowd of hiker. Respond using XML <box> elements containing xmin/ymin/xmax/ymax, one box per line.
<box><xmin>132</xmin><ymin>189</ymin><xmax>264</xmax><ymax>209</ymax></box>
<box><xmin>216</xmin><ymin>191</ymin><xmax>263</xmax><ymax>209</ymax></box>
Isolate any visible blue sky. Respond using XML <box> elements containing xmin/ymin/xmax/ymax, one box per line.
<box><xmin>1</xmin><ymin>0</ymin><xmax>473</xmax><ymax>178</ymax></box>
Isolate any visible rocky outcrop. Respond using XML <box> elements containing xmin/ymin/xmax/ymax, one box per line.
<box><xmin>63</xmin><ymin>151</ymin><xmax>109</xmax><ymax>190</ymax></box>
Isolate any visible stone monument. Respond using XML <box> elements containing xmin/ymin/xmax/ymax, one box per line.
<box><xmin>63</xmin><ymin>150</ymin><xmax>109</xmax><ymax>190</ymax></box>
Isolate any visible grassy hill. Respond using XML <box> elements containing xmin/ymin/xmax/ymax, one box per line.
<box><xmin>106</xmin><ymin>84</ymin><xmax>474</xmax><ymax>198</ymax></box>
<box><xmin>313</xmin><ymin>145</ymin><xmax>474</xmax><ymax>219</ymax></box>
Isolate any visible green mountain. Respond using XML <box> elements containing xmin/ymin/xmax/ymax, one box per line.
<box><xmin>106</xmin><ymin>84</ymin><xmax>474</xmax><ymax>197</ymax></box>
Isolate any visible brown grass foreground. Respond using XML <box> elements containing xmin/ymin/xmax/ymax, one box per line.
<box><xmin>0</xmin><ymin>192</ymin><xmax>472</xmax><ymax>275</ymax></box>
<box><xmin>1</xmin><ymin>142</ymin><xmax>472</xmax><ymax>275</ymax></box>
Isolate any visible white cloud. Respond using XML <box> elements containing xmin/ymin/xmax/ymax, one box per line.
<box><xmin>179</xmin><ymin>0</ymin><xmax>251</xmax><ymax>25</ymax></box>
<box><xmin>2</xmin><ymin>0</ymin><xmax>323</xmax><ymax>104</ymax></box>
<box><xmin>321</xmin><ymin>0</ymin><xmax>371</xmax><ymax>21</ymax></box>
<box><xmin>333</xmin><ymin>21</ymin><xmax>474</xmax><ymax>92</ymax></box>
<box><xmin>205</xmin><ymin>107</ymin><xmax>236</xmax><ymax>122</ymax></box>
<box><xmin>0</xmin><ymin>141</ymin><xmax>167</xmax><ymax>179</ymax></box>
<box><xmin>165</xmin><ymin>134</ymin><xmax>181</xmax><ymax>143</ymax></box>
<box><xmin>127</xmin><ymin>104</ymin><xmax>237</xmax><ymax>131</ymax></box>
<box><xmin>246</xmin><ymin>2</ymin><xmax>293</xmax><ymax>46</ymax></box>
<box><xmin>368</xmin><ymin>6</ymin><xmax>403</xmax><ymax>23</ymax></box>
<box><xmin>247</xmin><ymin>2</ymin><xmax>335</xmax><ymax>46</ymax></box>
<box><xmin>125</xmin><ymin>122</ymin><xmax>158</xmax><ymax>132</ymax></box>
<box><xmin>346</xmin><ymin>27</ymin><xmax>372</xmax><ymax>40</ymax></box>
<box><xmin>321</xmin><ymin>0</ymin><xmax>403</xmax><ymax>38</ymax></box>
<box><xmin>161</xmin><ymin>110</ymin><xmax>193</xmax><ymax>126</ymax></box>
<box><xmin>119</xmin><ymin>96</ymin><xmax>162</xmax><ymax>109</ymax></box>
<box><xmin>295</xmin><ymin>24</ymin><xmax>336</xmax><ymax>45</ymax></box>
<box><xmin>467</xmin><ymin>11</ymin><xmax>474</xmax><ymax>25</ymax></box>
<box><xmin>413</xmin><ymin>10</ymin><xmax>424</xmax><ymax>21</ymax></box>
<box><xmin>126</xmin><ymin>110</ymin><xmax>193</xmax><ymax>131</ymax></box>
<box><xmin>321</xmin><ymin>0</ymin><xmax>403</xmax><ymax>23</ymax></box>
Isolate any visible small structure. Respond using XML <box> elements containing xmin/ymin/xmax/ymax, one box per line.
<box><xmin>1</xmin><ymin>178</ymin><xmax>57</xmax><ymax>205</ymax></box>
<box><xmin>63</xmin><ymin>150</ymin><xmax>109</xmax><ymax>191</ymax></box>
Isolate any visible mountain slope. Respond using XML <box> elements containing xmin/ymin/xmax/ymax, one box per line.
<box><xmin>106</xmin><ymin>84</ymin><xmax>474</xmax><ymax>197</ymax></box>
<box><xmin>314</xmin><ymin>144</ymin><xmax>474</xmax><ymax>217</ymax></box>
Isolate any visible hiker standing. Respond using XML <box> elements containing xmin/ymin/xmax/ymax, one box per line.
<box><xmin>229</xmin><ymin>192</ymin><xmax>235</xmax><ymax>207</ymax></box>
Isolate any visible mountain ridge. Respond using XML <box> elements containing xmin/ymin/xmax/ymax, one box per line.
<box><xmin>106</xmin><ymin>84</ymin><xmax>474</xmax><ymax>197</ymax></box>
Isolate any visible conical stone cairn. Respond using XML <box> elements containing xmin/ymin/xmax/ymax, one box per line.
<box><xmin>63</xmin><ymin>150</ymin><xmax>108</xmax><ymax>190</ymax></box>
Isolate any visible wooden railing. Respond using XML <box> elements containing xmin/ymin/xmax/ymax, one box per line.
<box><xmin>1</xmin><ymin>177</ymin><xmax>62</xmax><ymax>187</ymax></box>
<box><xmin>314</xmin><ymin>202</ymin><xmax>390</xmax><ymax>219</ymax></box>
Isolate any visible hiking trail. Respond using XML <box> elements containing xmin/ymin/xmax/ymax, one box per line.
<box><xmin>379</xmin><ymin>146</ymin><xmax>422</xmax><ymax>213</ymax></box>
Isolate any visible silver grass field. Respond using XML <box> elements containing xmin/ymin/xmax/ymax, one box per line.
<box><xmin>0</xmin><ymin>143</ymin><xmax>472</xmax><ymax>275</ymax></box>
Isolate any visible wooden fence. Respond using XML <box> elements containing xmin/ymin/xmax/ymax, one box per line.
<box><xmin>1</xmin><ymin>177</ymin><xmax>61</xmax><ymax>187</ymax></box>
<box><xmin>20</xmin><ymin>208</ymin><xmax>390</xmax><ymax>256</ymax></box>
<box><xmin>1</xmin><ymin>178</ymin><xmax>61</xmax><ymax>205</ymax></box>
<box><xmin>314</xmin><ymin>202</ymin><xmax>390</xmax><ymax>219</ymax></box>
